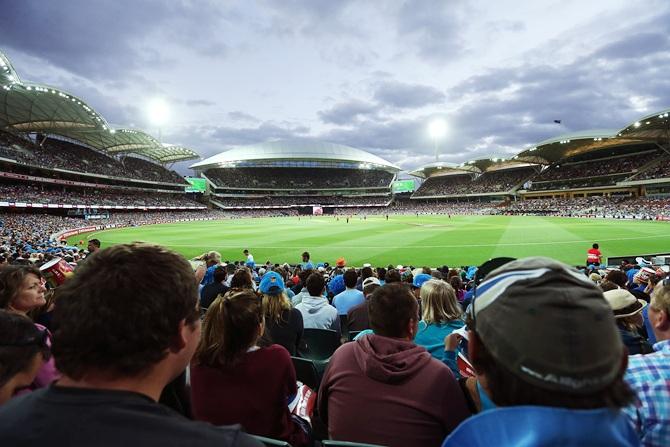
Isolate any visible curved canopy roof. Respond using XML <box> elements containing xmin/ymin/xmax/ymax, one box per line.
<box><xmin>617</xmin><ymin>108</ymin><xmax>670</xmax><ymax>142</ymax></box>
<box><xmin>511</xmin><ymin>129</ymin><xmax>644</xmax><ymax>165</ymax></box>
<box><xmin>0</xmin><ymin>50</ymin><xmax>199</xmax><ymax>164</ymax></box>
<box><xmin>409</xmin><ymin>161</ymin><xmax>477</xmax><ymax>178</ymax></box>
<box><xmin>191</xmin><ymin>138</ymin><xmax>400</xmax><ymax>171</ymax></box>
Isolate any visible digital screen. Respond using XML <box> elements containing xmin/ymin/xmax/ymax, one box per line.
<box><xmin>185</xmin><ymin>177</ymin><xmax>207</xmax><ymax>192</ymax></box>
<box><xmin>392</xmin><ymin>180</ymin><xmax>415</xmax><ymax>193</ymax></box>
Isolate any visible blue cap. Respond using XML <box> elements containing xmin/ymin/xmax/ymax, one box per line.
<box><xmin>259</xmin><ymin>271</ymin><xmax>285</xmax><ymax>295</ymax></box>
<box><xmin>413</xmin><ymin>273</ymin><xmax>432</xmax><ymax>289</ymax></box>
<box><xmin>328</xmin><ymin>274</ymin><xmax>346</xmax><ymax>295</ymax></box>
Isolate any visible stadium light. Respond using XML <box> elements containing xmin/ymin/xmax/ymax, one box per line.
<box><xmin>428</xmin><ymin>118</ymin><xmax>448</xmax><ymax>162</ymax></box>
<box><xmin>147</xmin><ymin>98</ymin><xmax>170</xmax><ymax>141</ymax></box>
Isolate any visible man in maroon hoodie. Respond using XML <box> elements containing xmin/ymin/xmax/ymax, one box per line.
<box><xmin>318</xmin><ymin>283</ymin><xmax>470</xmax><ymax>446</ymax></box>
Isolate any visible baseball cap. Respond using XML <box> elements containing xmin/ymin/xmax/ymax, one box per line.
<box><xmin>259</xmin><ymin>271</ymin><xmax>285</xmax><ymax>295</ymax></box>
<box><xmin>336</xmin><ymin>257</ymin><xmax>346</xmax><ymax>267</ymax></box>
<box><xmin>328</xmin><ymin>274</ymin><xmax>346</xmax><ymax>295</ymax></box>
<box><xmin>603</xmin><ymin>289</ymin><xmax>647</xmax><ymax>318</ymax></box>
<box><xmin>362</xmin><ymin>277</ymin><xmax>381</xmax><ymax>288</ymax></box>
<box><xmin>412</xmin><ymin>273</ymin><xmax>432</xmax><ymax>289</ymax></box>
<box><xmin>470</xmin><ymin>256</ymin><xmax>623</xmax><ymax>394</ymax></box>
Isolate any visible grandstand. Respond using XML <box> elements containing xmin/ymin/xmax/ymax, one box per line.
<box><xmin>190</xmin><ymin>139</ymin><xmax>400</xmax><ymax>212</ymax></box>
<box><xmin>0</xmin><ymin>50</ymin><xmax>205</xmax><ymax>219</ymax></box>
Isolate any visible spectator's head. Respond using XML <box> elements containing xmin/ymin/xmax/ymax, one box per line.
<box><xmin>361</xmin><ymin>266</ymin><xmax>373</xmax><ymax>280</ymax></box>
<box><xmin>603</xmin><ymin>288</ymin><xmax>647</xmax><ymax>331</ymax></box>
<box><xmin>0</xmin><ymin>310</ymin><xmax>49</xmax><ymax>405</ymax></box>
<box><xmin>468</xmin><ymin>257</ymin><xmax>633</xmax><ymax>410</ymax></box>
<box><xmin>648</xmin><ymin>280</ymin><xmax>670</xmax><ymax>342</ymax></box>
<box><xmin>306</xmin><ymin>272</ymin><xmax>325</xmax><ymax>297</ymax></box>
<box><xmin>87</xmin><ymin>239</ymin><xmax>101</xmax><ymax>253</ymax></box>
<box><xmin>376</xmin><ymin>267</ymin><xmax>387</xmax><ymax>281</ymax></box>
<box><xmin>385</xmin><ymin>269</ymin><xmax>401</xmax><ymax>283</ymax></box>
<box><xmin>420</xmin><ymin>280</ymin><xmax>462</xmax><ymax>324</ymax></box>
<box><xmin>0</xmin><ymin>265</ymin><xmax>45</xmax><ymax>315</ymax></box>
<box><xmin>212</xmin><ymin>266</ymin><xmax>227</xmax><ymax>284</ymax></box>
<box><xmin>412</xmin><ymin>273</ymin><xmax>432</xmax><ymax>298</ymax></box>
<box><xmin>593</xmin><ymin>243</ymin><xmax>599</xmax><ymax>250</ymax></box>
<box><xmin>362</xmin><ymin>277</ymin><xmax>381</xmax><ymax>298</ymax></box>
<box><xmin>422</xmin><ymin>266</ymin><xmax>432</xmax><ymax>275</ymax></box>
<box><xmin>51</xmin><ymin>244</ymin><xmax>200</xmax><ymax>392</ymax></box>
<box><xmin>302</xmin><ymin>251</ymin><xmax>310</xmax><ymax>262</ymax></box>
<box><xmin>205</xmin><ymin>251</ymin><xmax>221</xmax><ymax>267</ymax></box>
<box><xmin>260</xmin><ymin>271</ymin><xmax>290</xmax><ymax>323</ymax></box>
<box><xmin>195</xmin><ymin>290</ymin><xmax>263</xmax><ymax>369</ymax></box>
<box><xmin>449</xmin><ymin>275</ymin><xmax>463</xmax><ymax>291</ymax></box>
<box><xmin>599</xmin><ymin>280</ymin><xmax>619</xmax><ymax>292</ymax></box>
<box><xmin>229</xmin><ymin>269</ymin><xmax>253</xmax><ymax>290</ymax></box>
<box><xmin>605</xmin><ymin>270</ymin><xmax>628</xmax><ymax>288</ymax></box>
<box><xmin>369</xmin><ymin>283</ymin><xmax>419</xmax><ymax>340</ymax></box>
<box><xmin>343</xmin><ymin>269</ymin><xmax>358</xmax><ymax>289</ymax></box>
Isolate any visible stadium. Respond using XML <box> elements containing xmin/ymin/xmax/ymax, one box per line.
<box><xmin>2</xmin><ymin>36</ymin><xmax>670</xmax><ymax>447</ymax></box>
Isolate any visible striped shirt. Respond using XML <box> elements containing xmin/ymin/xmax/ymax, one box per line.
<box><xmin>624</xmin><ymin>339</ymin><xmax>670</xmax><ymax>447</ymax></box>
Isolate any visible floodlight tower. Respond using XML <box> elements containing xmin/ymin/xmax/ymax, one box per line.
<box><xmin>428</xmin><ymin>118</ymin><xmax>448</xmax><ymax>162</ymax></box>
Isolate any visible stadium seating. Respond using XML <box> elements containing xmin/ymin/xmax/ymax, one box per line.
<box><xmin>206</xmin><ymin>167</ymin><xmax>394</xmax><ymax>190</ymax></box>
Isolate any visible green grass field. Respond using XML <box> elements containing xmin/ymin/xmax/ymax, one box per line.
<box><xmin>68</xmin><ymin>215</ymin><xmax>670</xmax><ymax>267</ymax></box>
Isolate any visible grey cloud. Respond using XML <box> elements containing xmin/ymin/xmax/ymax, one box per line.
<box><xmin>395</xmin><ymin>0</ymin><xmax>470</xmax><ymax>64</ymax></box>
<box><xmin>208</xmin><ymin>122</ymin><xmax>310</xmax><ymax>146</ymax></box>
<box><xmin>318</xmin><ymin>100</ymin><xmax>379</xmax><ymax>125</ymax></box>
<box><xmin>185</xmin><ymin>99</ymin><xmax>217</xmax><ymax>107</ymax></box>
<box><xmin>373</xmin><ymin>81</ymin><xmax>446</xmax><ymax>109</ymax></box>
<box><xmin>228</xmin><ymin>111</ymin><xmax>260</xmax><ymax>123</ymax></box>
<box><xmin>593</xmin><ymin>32</ymin><xmax>670</xmax><ymax>61</ymax></box>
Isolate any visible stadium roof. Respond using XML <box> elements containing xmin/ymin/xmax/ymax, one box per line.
<box><xmin>190</xmin><ymin>139</ymin><xmax>400</xmax><ymax>171</ymax></box>
<box><xmin>0</xmin><ymin>50</ymin><xmax>199</xmax><ymax>164</ymax></box>
<box><xmin>617</xmin><ymin>108</ymin><xmax>670</xmax><ymax>142</ymax></box>
<box><xmin>511</xmin><ymin>129</ymin><xmax>644</xmax><ymax>164</ymax></box>
<box><xmin>408</xmin><ymin>161</ymin><xmax>477</xmax><ymax>178</ymax></box>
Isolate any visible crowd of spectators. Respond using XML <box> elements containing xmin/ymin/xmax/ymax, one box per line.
<box><xmin>0</xmin><ymin>184</ymin><xmax>202</xmax><ymax>207</ymax></box>
<box><xmin>206</xmin><ymin>167</ymin><xmax>394</xmax><ymax>190</ymax></box>
<box><xmin>634</xmin><ymin>156</ymin><xmax>670</xmax><ymax>181</ymax></box>
<box><xmin>212</xmin><ymin>195</ymin><xmax>391</xmax><ymax>208</ymax></box>
<box><xmin>412</xmin><ymin>174</ymin><xmax>474</xmax><ymax>197</ymax></box>
<box><xmin>0</xmin><ymin>132</ymin><xmax>186</xmax><ymax>184</ymax></box>
<box><xmin>506</xmin><ymin>196</ymin><xmax>670</xmax><ymax>219</ymax></box>
<box><xmin>412</xmin><ymin>168</ymin><xmax>537</xmax><ymax>197</ymax></box>
<box><xmin>1</xmin><ymin>238</ymin><xmax>668</xmax><ymax>446</ymax></box>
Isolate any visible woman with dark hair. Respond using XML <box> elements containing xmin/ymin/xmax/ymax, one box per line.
<box><xmin>449</xmin><ymin>275</ymin><xmax>465</xmax><ymax>302</ymax></box>
<box><xmin>0</xmin><ymin>310</ymin><xmax>49</xmax><ymax>404</ymax></box>
<box><xmin>0</xmin><ymin>266</ymin><xmax>58</xmax><ymax>390</ymax></box>
<box><xmin>191</xmin><ymin>290</ymin><xmax>311</xmax><ymax>447</ymax></box>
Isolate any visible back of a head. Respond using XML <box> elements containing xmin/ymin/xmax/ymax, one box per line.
<box><xmin>420</xmin><ymin>280</ymin><xmax>461</xmax><ymax>323</ymax></box>
<box><xmin>230</xmin><ymin>269</ymin><xmax>253</xmax><ymax>289</ymax></box>
<box><xmin>385</xmin><ymin>269</ymin><xmax>401</xmax><ymax>283</ymax></box>
<box><xmin>369</xmin><ymin>283</ymin><xmax>418</xmax><ymax>338</ymax></box>
<box><xmin>605</xmin><ymin>270</ymin><xmax>628</xmax><ymax>288</ymax></box>
<box><xmin>343</xmin><ymin>269</ymin><xmax>358</xmax><ymax>288</ymax></box>
<box><xmin>0</xmin><ymin>310</ymin><xmax>49</xmax><ymax>394</ymax></box>
<box><xmin>212</xmin><ymin>266</ymin><xmax>227</xmax><ymax>284</ymax></box>
<box><xmin>306</xmin><ymin>272</ymin><xmax>325</xmax><ymax>297</ymax></box>
<box><xmin>361</xmin><ymin>266</ymin><xmax>373</xmax><ymax>279</ymax></box>
<box><xmin>52</xmin><ymin>243</ymin><xmax>199</xmax><ymax>380</ymax></box>
<box><xmin>469</xmin><ymin>256</ymin><xmax>633</xmax><ymax>409</ymax></box>
<box><xmin>195</xmin><ymin>290</ymin><xmax>262</xmax><ymax>368</ymax></box>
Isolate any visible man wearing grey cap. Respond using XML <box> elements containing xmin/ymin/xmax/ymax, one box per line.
<box><xmin>443</xmin><ymin>257</ymin><xmax>639</xmax><ymax>447</ymax></box>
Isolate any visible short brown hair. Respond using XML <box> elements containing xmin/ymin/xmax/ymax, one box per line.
<box><xmin>52</xmin><ymin>243</ymin><xmax>199</xmax><ymax>380</ymax></box>
<box><xmin>369</xmin><ymin>283</ymin><xmax>418</xmax><ymax>338</ymax></box>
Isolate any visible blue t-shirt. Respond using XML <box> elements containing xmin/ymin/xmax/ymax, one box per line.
<box><xmin>332</xmin><ymin>288</ymin><xmax>365</xmax><ymax>315</ymax></box>
<box><xmin>414</xmin><ymin>320</ymin><xmax>465</xmax><ymax>359</ymax></box>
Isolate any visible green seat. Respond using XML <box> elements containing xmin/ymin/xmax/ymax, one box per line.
<box><xmin>299</xmin><ymin>328</ymin><xmax>340</xmax><ymax>361</ymax></box>
<box><xmin>322</xmin><ymin>441</ymin><xmax>386</xmax><ymax>447</ymax></box>
<box><xmin>252</xmin><ymin>434</ymin><xmax>292</xmax><ymax>446</ymax></box>
<box><xmin>291</xmin><ymin>356</ymin><xmax>321</xmax><ymax>390</ymax></box>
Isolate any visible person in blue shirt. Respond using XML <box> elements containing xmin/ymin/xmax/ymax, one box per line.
<box><xmin>624</xmin><ymin>280</ymin><xmax>670</xmax><ymax>447</ymax></box>
<box><xmin>332</xmin><ymin>269</ymin><xmax>364</xmax><ymax>315</ymax></box>
<box><xmin>414</xmin><ymin>279</ymin><xmax>464</xmax><ymax>359</ymax></box>
<box><xmin>443</xmin><ymin>257</ymin><xmax>639</xmax><ymax>447</ymax></box>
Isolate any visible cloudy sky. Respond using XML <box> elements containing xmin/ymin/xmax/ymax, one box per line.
<box><xmin>1</xmin><ymin>0</ymin><xmax>669</xmax><ymax>174</ymax></box>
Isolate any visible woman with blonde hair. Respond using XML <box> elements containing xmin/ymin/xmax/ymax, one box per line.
<box><xmin>190</xmin><ymin>290</ymin><xmax>311</xmax><ymax>446</ymax></box>
<box><xmin>194</xmin><ymin>251</ymin><xmax>222</xmax><ymax>286</ymax></box>
<box><xmin>259</xmin><ymin>270</ymin><xmax>303</xmax><ymax>355</ymax></box>
<box><xmin>414</xmin><ymin>279</ymin><xmax>465</xmax><ymax>359</ymax></box>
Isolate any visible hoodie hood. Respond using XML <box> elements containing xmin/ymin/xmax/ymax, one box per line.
<box><xmin>353</xmin><ymin>334</ymin><xmax>432</xmax><ymax>383</ymax></box>
<box><xmin>300</xmin><ymin>295</ymin><xmax>331</xmax><ymax>314</ymax></box>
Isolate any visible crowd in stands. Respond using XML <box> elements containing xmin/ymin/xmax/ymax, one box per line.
<box><xmin>1</xmin><ymin>238</ymin><xmax>669</xmax><ymax>446</ymax></box>
<box><xmin>0</xmin><ymin>132</ymin><xmax>185</xmax><ymax>184</ymax></box>
<box><xmin>506</xmin><ymin>196</ymin><xmax>670</xmax><ymax>219</ymax></box>
<box><xmin>412</xmin><ymin>174</ymin><xmax>473</xmax><ymax>197</ymax></box>
<box><xmin>206</xmin><ymin>167</ymin><xmax>394</xmax><ymax>190</ymax></box>
<box><xmin>0</xmin><ymin>184</ymin><xmax>202</xmax><ymax>207</ymax></box>
<box><xmin>468</xmin><ymin>167</ymin><xmax>535</xmax><ymax>193</ymax></box>
<box><xmin>634</xmin><ymin>156</ymin><xmax>670</xmax><ymax>181</ymax></box>
<box><xmin>213</xmin><ymin>195</ymin><xmax>391</xmax><ymax>208</ymax></box>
